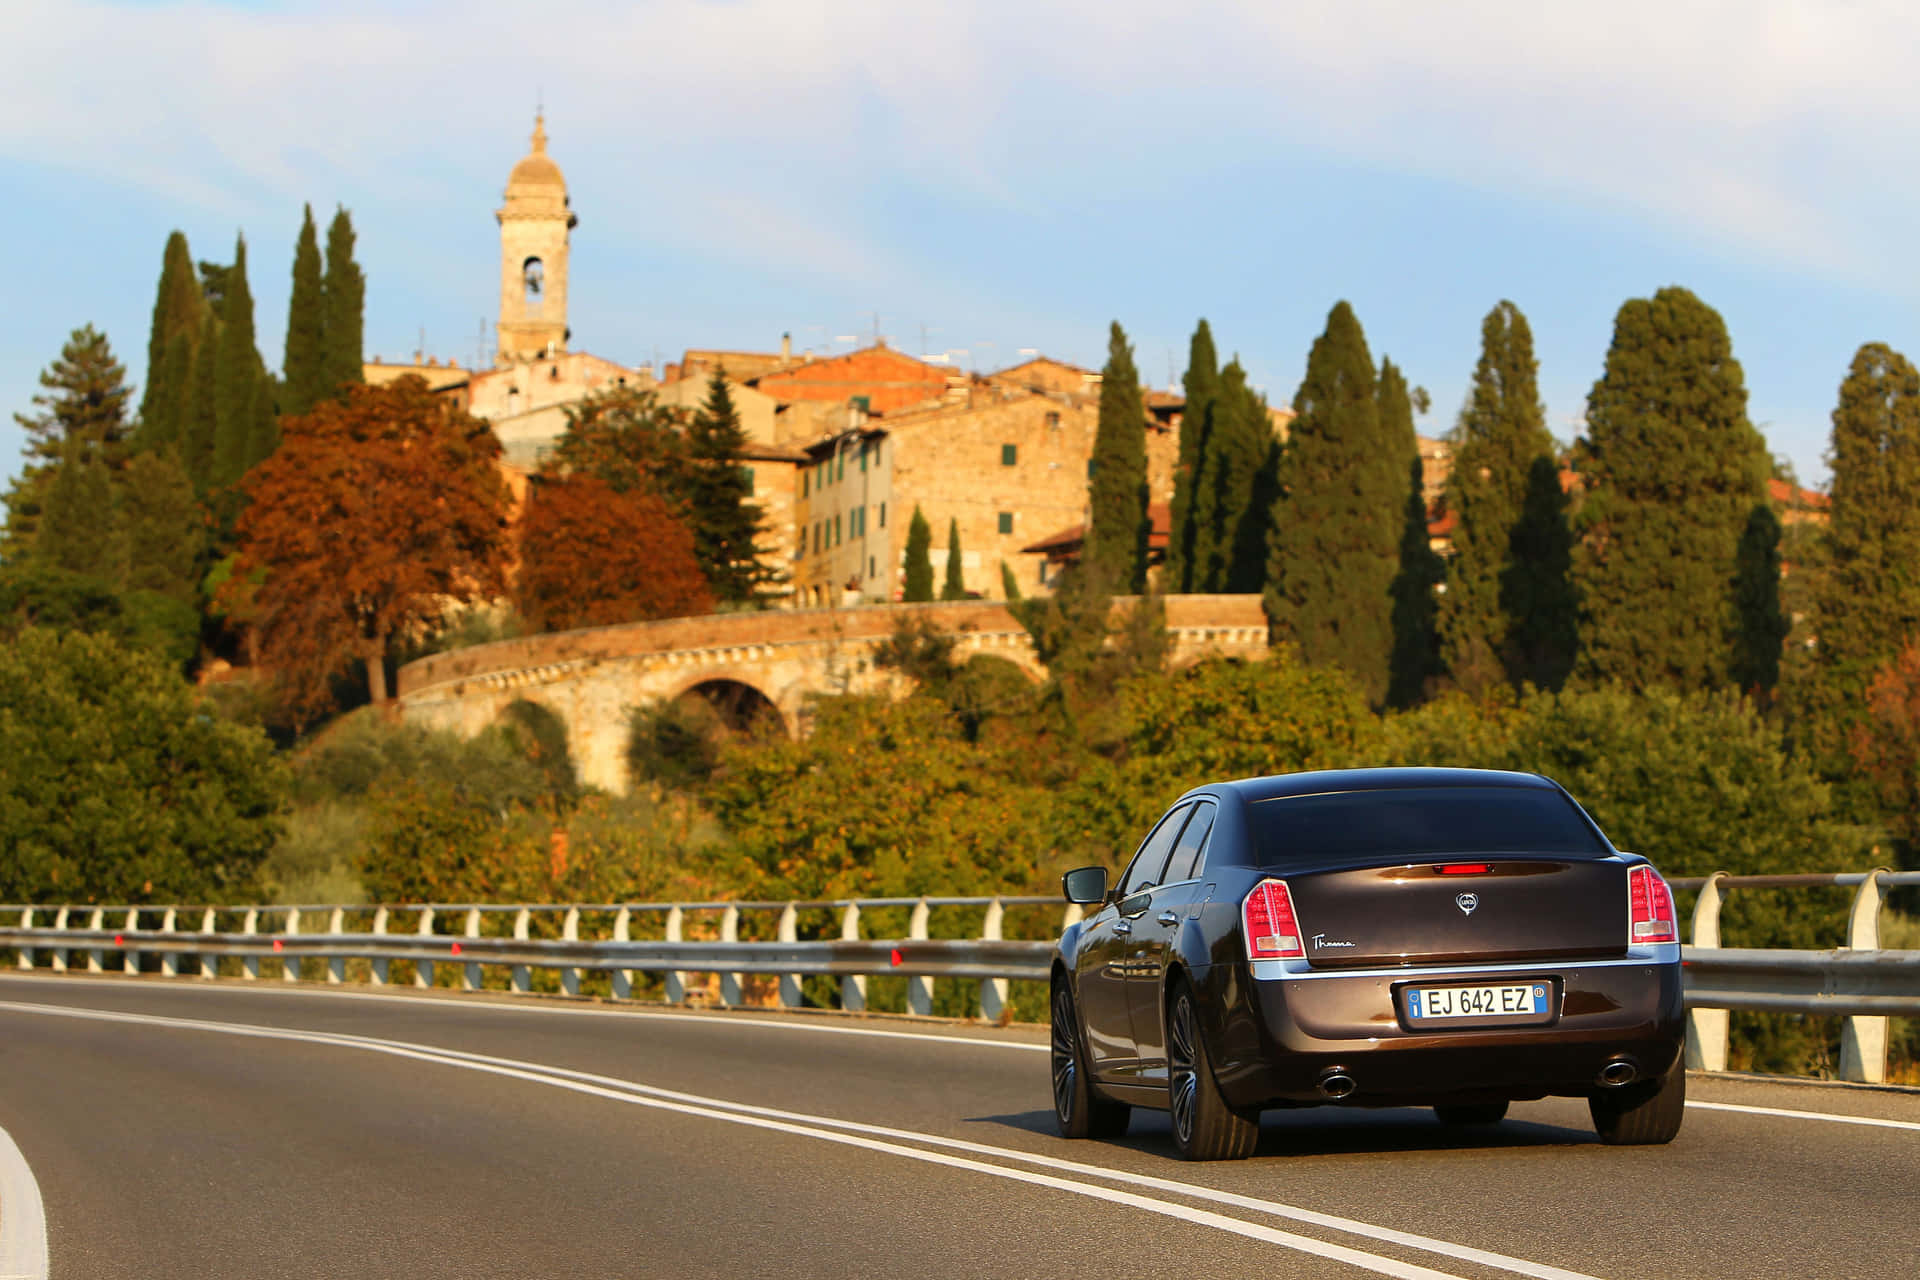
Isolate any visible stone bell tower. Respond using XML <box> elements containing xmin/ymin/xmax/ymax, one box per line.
<box><xmin>496</xmin><ymin>114</ymin><xmax>576</xmax><ymax>365</ymax></box>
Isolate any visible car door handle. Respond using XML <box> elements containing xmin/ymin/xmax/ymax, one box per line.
<box><xmin>1113</xmin><ymin>920</ymin><xmax>1132</xmax><ymax>936</ymax></box>
<box><xmin>1156</xmin><ymin>910</ymin><xmax>1179</xmax><ymax>926</ymax></box>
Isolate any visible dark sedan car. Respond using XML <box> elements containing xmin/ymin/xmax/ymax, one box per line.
<box><xmin>1050</xmin><ymin>767</ymin><xmax>1686</xmax><ymax>1160</ymax></box>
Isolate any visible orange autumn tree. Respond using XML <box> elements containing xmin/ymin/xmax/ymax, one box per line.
<box><xmin>515</xmin><ymin>473</ymin><xmax>712</xmax><ymax>631</ymax></box>
<box><xmin>234</xmin><ymin>376</ymin><xmax>512</xmax><ymax>721</ymax></box>
<box><xmin>1853</xmin><ymin>640</ymin><xmax>1920</xmax><ymax>857</ymax></box>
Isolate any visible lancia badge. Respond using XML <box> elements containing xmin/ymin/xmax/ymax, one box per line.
<box><xmin>1455</xmin><ymin>892</ymin><xmax>1479</xmax><ymax>916</ymax></box>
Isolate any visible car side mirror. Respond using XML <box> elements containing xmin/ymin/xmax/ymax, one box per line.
<box><xmin>1062</xmin><ymin>866</ymin><xmax>1108</xmax><ymax>905</ymax></box>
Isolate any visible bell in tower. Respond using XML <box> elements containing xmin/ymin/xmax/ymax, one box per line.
<box><xmin>496</xmin><ymin>114</ymin><xmax>576</xmax><ymax>365</ymax></box>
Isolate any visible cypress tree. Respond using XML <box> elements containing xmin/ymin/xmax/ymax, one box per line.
<box><xmin>1800</xmin><ymin>343</ymin><xmax>1920</xmax><ymax>770</ymax></box>
<box><xmin>1086</xmin><ymin>322</ymin><xmax>1148</xmax><ymax>592</ymax></box>
<box><xmin>1199</xmin><ymin>358</ymin><xmax>1279</xmax><ymax>593</ymax></box>
<box><xmin>903</xmin><ymin>506</ymin><xmax>934</xmax><ymax>602</ymax></box>
<box><xmin>1000</xmin><ymin>560</ymin><xmax>1022</xmax><ymax>601</ymax></box>
<box><xmin>118</xmin><ymin>448</ymin><xmax>205</xmax><ymax>601</ymax></box>
<box><xmin>137</xmin><ymin>231</ymin><xmax>205</xmax><ymax>450</ymax></box>
<box><xmin>942</xmin><ymin>519</ymin><xmax>966</xmax><ymax>600</ymax></box>
<box><xmin>1382</xmin><ymin>358</ymin><xmax>1442</xmax><ymax>707</ymax></box>
<box><xmin>322</xmin><ymin>207</ymin><xmax>366</xmax><ymax>396</ymax></box>
<box><xmin>686</xmin><ymin>369</ymin><xmax>770</xmax><ymax>603</ymax></box>
<box><xmin>1167</xmin><ymin>319</ymin><xmax>1218</xmax><ymax>593</ymax></box>
<box><xmin>1437</xmin><ymin>301</ymin><xmax>1574</xmax><ymax>694</ymax></box>
<box><xmin>283</xmin><ymin>205</ymin><xmax>327</xmax><ymax>416</ymax></box>
<box><xmin>1572</xmin><ymin>287</ymin><xmax>1776</xmax><ymax>693</ymax></box>
<box><xmin>211</xmin><ymin>235</ymin><xmax>262</xmax><ymax>491</ymax></box>
<box><xmin>181</xmin><ymin>311</ymin><xmax>222</xmax><ymax>494</ymax></box>
<box><xmin>1266</xmin><ymin>301</ymin><xmax>1402</xmax><ymax>704</ymax></box>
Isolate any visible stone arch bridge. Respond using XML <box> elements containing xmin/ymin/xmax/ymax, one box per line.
<box><xmin>396</xmin><ymin>596</ymin><xmax>1269</xmax><ymax>793</ymax></box>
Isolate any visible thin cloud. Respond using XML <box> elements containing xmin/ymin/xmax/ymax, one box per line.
<box><xmin>6</xmin><ymin>0</ymin><xmax>1920</xmax><ymax>288</ymax></box>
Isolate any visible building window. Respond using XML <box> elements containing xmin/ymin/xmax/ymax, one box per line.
<box><xmin>802</xmin><ymin>471</ymin><xmax>809</xmax><ymax>498</ymax></box>
<box><xmin>834</xmin><ymin>514</ymin><xmax>842</xmax><ymax>545</ymax></box>
<box><xmin>1046</xmin><ymin>411</ymin><xmax>1061</xmax><ymax>429</ymax></box>
<box><xmin>743</xmin><ymin>466</ymin><xmax>754</xmax><ymax>495</ymax></box>
<box><xmin>869</xmin><ymin>556</ymin><xmax>876</xmax><ymax>578</ymax></box>
<box><xmin>859</xmin><ymin>443</ymin><xmax>869</xmax><ymax>472</ymax></box>
<box><xmin>1001</xmin><ymin>444</ymin><xmax>1018</xmax><ymax>466</ymax></box>
<box><xmin>838</xmin><ymin>455</ymin><xmax>846</xmax><ymax>482</ymax></box>
<box><xmin>997</xmin><ymin>512</ymin><xmax>1014</xmax><ymax>535</ymax></box>
<box><xmin>813</xmin><ymin>523</ymin><xmax>821</xmax><ymax>554</ymax></box>
<box><xmin>1087</xmin><ymin>459</ymin><xmax>1097</xmax><ymax>479</ymax></box>
<box><xmin>879</xmin><ymin>502</ymin><xmax>887</xmax><ymax>528</ymax></box>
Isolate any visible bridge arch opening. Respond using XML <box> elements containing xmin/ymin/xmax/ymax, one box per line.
<box><xmin>627</xmin><ymin>678</ymin><xmax>788</xmax><ymax>792</ymax></box>
<box><xmin>680</xmin><ymin>678</ymin><xmax>785</xmax><ymax>737</ymax></box>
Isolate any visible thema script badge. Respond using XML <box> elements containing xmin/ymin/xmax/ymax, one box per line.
<box><xmin>1455</xmin><ymin>892</ymin><xmax>1479</xmax><ymax>916</ymax></box>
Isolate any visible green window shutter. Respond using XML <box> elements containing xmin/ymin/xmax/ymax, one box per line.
<box><xmin>1001</xmin><ymin>443</ymin><xmax>1017</xmax><ymax>466</ymax></box>
<box><xmin>879</xmin><ymin>502</ymin><xmax>887</xmax><ymax>528</ymax></box>
<box><xmin>1086</xmin><ymin>459</ymin><xmax>1097</xmax><ymax>479</ymax></box>
<box><xmin>997</xmin><ymin>512</ymin><xmax>1013</xmax><ymax>535</ymax></box>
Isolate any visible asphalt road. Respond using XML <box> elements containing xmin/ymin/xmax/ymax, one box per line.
<box><xmin>0</xmin><ymin>974</ymin><xmax>1914</xmax><ymax>1280</ymax></box>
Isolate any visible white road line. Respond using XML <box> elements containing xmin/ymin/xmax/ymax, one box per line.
<box><xmin>0</xmin><ymin>999</ymin><xmax>1585</xmax><ymax>1280</ymax></box>
<box><xmin>7</xmin><ymin>976</ymin><xmax>1918</xmax><ymax>1137</ymax></box>
<box><xmin>0</xmin><ymin>974</ymin><xmax>1049</xmax><ymax>1054</ymax></box>
<box><xmin>1687</xmin><ymin>1100</ymin><xmax>1920</xmax><ymax>1133</ymax></box>
<box><xmin>0</xmin><ymin>1120</ymin><xmax>49</xmax><ymax>1280</ymax></box>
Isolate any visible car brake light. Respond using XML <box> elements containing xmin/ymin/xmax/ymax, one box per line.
<box><xmin>1243</xmin><ymin>878</ymin><xmax>1304</xmax><ymax>960</ymax></box>
<box><xmin>1437</xmin><ymin>863</ymin><xmax>1490</xmax><ymax>875</ymax></box>
<box><xmin>1628</xmin><ymin>865</ymin><xmax>1677</xmax><ymax>944</ymax></box>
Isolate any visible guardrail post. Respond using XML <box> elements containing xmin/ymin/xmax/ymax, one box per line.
<box><xmin>1839</xmin><ymin>870</ymin><xmax>1890</xmax><ymax>1085</ymax></box>
<box><xmin>122</xmin><ymin>908</ymin><xmax>140</xmax><ymax>974</ymax></box>
<box><xmin>611</xmin><ymin>906</ymin><xmax>633</xmax><ymax>1000</ymax></box>
<box><xmin>907</xmin><ymin>898</ymin><xmax>932</xmax><ymax>1017</ymax></box>
<box><xmin>778</xmin><ymin>903</ymin><xmax>802</xmax><ymax>1008</ymax></box>
<box><xmin>840</xmin><ymin>903</ymin><xmax>865</xmax><ymax>1012</ymax></box>
<box><xmin>415</xmin><ymin>907</ymin><xmax>437</xmax><ymax>988</ymax></box>
<box><xmin>159</xmin><ymin>908</ymin><xmax>177</xmax><ymax>977</ymax></box>
<box><xmin>560</xmin><ymin>907</ymin><xmax>581</xmax><ymax>997</ymax></box>
<box><xmin>17</xmin><ymin>908</ymin><xmax>32</xmax><ymax>971</ymax></box>
<box><xmin>664</xmin><ymin>906</ymin><xmax>686</xmax><ymax>1005</ymax></box>
<box><xmin>282</xmin><ymin>908</ymin><xmax>300</xmax><ymax>982</ymax></box>
<box><xmin>370</xmin><ymin>907</ymin><xmax>390</xmax><ymax>985</ymax></box>
<box><xmin>199</xmin><ymin>908</ymin><xmax>216</xmax><ymax>979</ymax></box>
<box><xmin>1686</xmin><ymin>872</ymin><xmax>1729</xmax><ymax>1072</ymax></box>
<box><xmin>979</xmin><ymin>898</ymin><xmax>1007</xmax><ymax>1024</ymax></box>
<box><xmin>241</xmin><ymin>908</ymin><xmax>260</xmax><ymax>980</ymax></box>
<box><xmin>50</xmin><ymin>907</ymin><xmax>69</xmax><ymax>973</ymax></box>
<box><xmin>459</xmin><ymin>908</ymin><xmax>482</xmax><ymax>991</ymax></box>
<box><xmin>87</xmin><ymin>907</ymin><xmax>105</xmax><ymax>973</ymax></box>
<box><xmin>720</xmin><ymin>906</ymin><xmax>742</xmax><ymax>1007</ymax></box>
<box><xmin>511</xmin><ymin>908</ymin><xmax>532</xmax><ymax>994</ymax></box>
<box><xmin>327</xmin><ymin>907</ymin><xmax>346</xmax><ymax>984</ymax></box>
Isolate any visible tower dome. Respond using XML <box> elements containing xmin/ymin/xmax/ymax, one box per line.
<box><xmin>507</xmin><ymin>115</ymin><xmax>567</xmax><ymax>191</ymax></box>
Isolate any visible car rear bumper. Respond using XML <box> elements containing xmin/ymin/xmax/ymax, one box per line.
<box><xmin>1205</xmin><ymin>955</ymin><xmax>1686</xmax><ymax>1109</ymax></box>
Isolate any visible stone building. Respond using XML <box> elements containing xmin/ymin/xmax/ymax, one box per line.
<box><xmin>787</xmin><ymin>372</ymin><xmax>1180</xmax><ymax>606</ymax></box>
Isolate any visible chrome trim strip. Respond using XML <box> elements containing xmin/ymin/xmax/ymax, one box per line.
<box><xmin>1250</xmin><ymin>944</ymin><xmax>1680</xmax><ymax>982</ymax></box>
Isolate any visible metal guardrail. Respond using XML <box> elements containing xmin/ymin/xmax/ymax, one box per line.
<box><xmin>0</xmin><ymin>896</ymin><xmax>1077</xmax><ymax>1024</ymax></box>
<box><xmin>2</xmin><ymin>874</ymin><xmax>1917</xmax><ymax>1084</ymax></box>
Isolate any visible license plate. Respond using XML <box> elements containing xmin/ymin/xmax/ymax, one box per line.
<box><xmin>1405</xmin><ymin>982</ymin><xmax>1550</xmax><ymax>1021</ymax></box>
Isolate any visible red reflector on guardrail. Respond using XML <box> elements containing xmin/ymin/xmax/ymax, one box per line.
<box><xmin>890</xmin><ymin>948</ymin><xmax>903</xmax><ymax>967</ymax></box>
<box><xmin>451</xmin><ymin>942</ymin><xmax>463</xmax><ymax>956</ymax></box>
<box><xmin>272</xmin><ymin>939</ymin><xmax>283</xmax><ymax>951</ymax></box>
<box><xmin>113</xmin><ymin>934</ymin><xmax>123</xmax><ymax>946</ymax></box>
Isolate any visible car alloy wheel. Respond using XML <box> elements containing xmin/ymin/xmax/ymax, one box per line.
<box><xmin>1166</xmin><ymin>982</ymin><xmax>1259</xmax><ymax>1160</ymax></box>
<box><xmin>1050</xmin><ymin>979</ymin><xmax>1129</xmax><ymax>1140</ymax></box>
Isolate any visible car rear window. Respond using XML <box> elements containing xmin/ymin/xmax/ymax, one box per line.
<box><xmin>1247</xmin><ymin>786</ymin><xmax>1607</xmax><ymax>865</ymax></box>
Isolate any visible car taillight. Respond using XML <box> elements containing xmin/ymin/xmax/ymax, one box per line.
<box><xmin>1437</xmin><ymin>863</ymin><xmax>1490</xmax><ymax>875</ymax></box>
<box><xmin>1243</xmin><ymin>878</ymin><xmax>1304</xmax><ymax>960</ymax></box>
<box><xmin>1628</xmin><ymin>865</ymin><xmax>1677</xmax><ymax>944</ymax></box>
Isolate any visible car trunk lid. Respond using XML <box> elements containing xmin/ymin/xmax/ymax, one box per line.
<box><xmin>1287</xmin><ymin>857</ymin><xmax>1629</xmax><ymax>969</ymax></box>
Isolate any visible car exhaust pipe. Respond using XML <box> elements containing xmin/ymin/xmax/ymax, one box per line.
<box><xmin>1318</xmin><ymin>1070</ymin><xmax>1357</xmax><ymax>1100</ymax></box>
<box><xmin>1596</xmin><ymin>1059</ymin><xmax>1639</xmax><ymax>1088</ymax></box>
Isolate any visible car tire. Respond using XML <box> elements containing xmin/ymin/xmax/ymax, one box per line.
<box><xmin>1434</xmin><ymin>1102</ymin><xmax>1509</xmax><ymax>1125</ymax></box>
<box><xmin>1166</xmin><ymin>980</ymin><xmax>1259</xmax><ymax>1161</ymax></box>
<box><xmin>1589</xmin><ymin>1057</ymin><xmax>1685</xmax><ymax>1145</ymax></box>
<box><xmin>1051</xmin><ymin>977</ymin><xmax>1130</xmax><ymax>1140</ymax></box>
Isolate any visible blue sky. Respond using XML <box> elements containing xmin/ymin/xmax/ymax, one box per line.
<box><xmin>7</xmin><ymin>0</ymin><xmax>1920</xmax><ymax>488</ymax></box>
